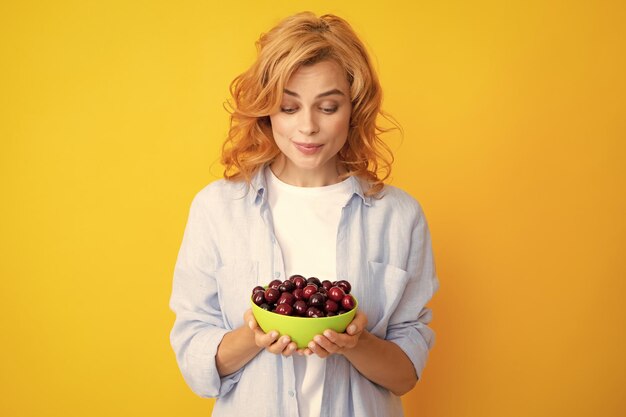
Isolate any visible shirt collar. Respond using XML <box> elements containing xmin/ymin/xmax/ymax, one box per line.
<box><xmin>248</xmin><ymin>165</ymin><xmax>372</xmax><ymax>207</ymax></box>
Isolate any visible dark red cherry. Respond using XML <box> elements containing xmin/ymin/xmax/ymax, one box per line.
<box><xmin>341</xmin><ymin>294</ymin><xmax>356</xmax><ymax>310</ymax></box>
<box><xmin>252</xmin><ymin>286</ymin><xmax>265</xmax><ymax>295</ymax></box>
<box><xmin>279</xmin><ymin>280</ymin><xmax>295</xmax><ymax>293</ymax></box>
<box><xmin>289</xmin><ymin>274</ymin><xmax>305</xmax><ymax>283</ymax></box>
<box><xmin>321</xmin><ymin>280</ymin><xmax>333</xmax><ymax>291</ymax></box>
<box><xmin>293</xmin><ymin>276</ymin><xmax>307</xmax><ymax>289</ymax></box>
<box><xmin>336</xmin><ymin>280</ymin><xmax>351</xmax><ymax>294</ymax></box>
<box><xmin>317</xmin><ymin>287</ymin><xmax>328</xmax><ymax>297</ymax></box>
<box><xmin>268</xmin><ymin>279</ymin><xmax>282</xmax><ymax>290</ymax></box>
<box><xmin>307</xmin><ymin>277</ymin><xmax>322</xmax><ymax>287</ymax></box>
<box><xmin>260</xmin><ymin>303</ymin><xmax>270</xmax><ymax>311</ymax></box>
<box><xmin>264</xmin><ymin>288</ymin><xmax>280</xmax><ymax>304</ymax></box>
<box><xmin>277</xmin><ymin>292</ymin><xmax>295</xmax><ymax>306</ymax></box>
<box><xmin>309</xmin><ymin>293</ymin><xmax>325</xmax><ymax>308</ymax></box>
<box><xmin>302</xmin><ymin>284</ymin><xmax>318</xmax><ymax>300</ymax></box>
<box><xmin>326</xmin><ymin>311</ymin><xmax>337</xmax><ymax>317</ymax></box>
<box><xmin>306</xmin><ymin>307</ymin><xmax>324</xmax><ymax>318</ymax></box>
<box><xmin>327</xmin><ymin>286</ymin><xmax>345</xmax><ymax>302</ymax></box>
<box><xmin>252</xmin><ymin>291</ymin><xmax>266</xmax><ymax>306</ymax></box>
<box><xmin>324</xmin><ymin>299</ymin><xmax>339</xmax><ymax>313</ymax></box>
<box><xmin>275</xmin><ymin>303</ymin><xmax>293</xmax><ymax>316</ymax></box>
<box><xmin>292</xmin><ymin>288</ymin><xmax>304</xmax><ymax>300</ymax></box>
<box><xmin>293</xmin><ymin>300</ymin><xmax>308</xmax><ymax>316</ymax></box>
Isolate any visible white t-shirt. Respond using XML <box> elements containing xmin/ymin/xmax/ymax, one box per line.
<box><xmin>266</xmin><ymin>168</ymin><xmax>352</xmax><ymax>417</ymax></box>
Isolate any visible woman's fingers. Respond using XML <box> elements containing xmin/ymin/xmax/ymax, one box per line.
<box><xmin>347</xmin><ymin>310</ymin><xmax>368</xmax><ymax>335</ymax></box>
<box><xmin>312</xmin><ymin>335</ymin><xmax>338</xmax><ymax>355</ymax></box>
<box><xmin>323</xmin><ymin>329</ymin><xmax>357</xmax><ymax>349</ymax></box>
<box><xmin>267</xmin><ymin>335</ymin><xmax>295</xmax><ymax>355</ymax></box>
<box><xmin>309</xmin><ymin>312</ymin><xmax>369</xmax><ymax>356</ymax></box>
<box><xmin>282</xmin><ymin>341</ymin><xmax>298</xmax><ymax>356</ymax></box>
<box><xmin>308</xmin><ymin>338</ymin><xmax>331</xmax><ymax>358</ymax></box>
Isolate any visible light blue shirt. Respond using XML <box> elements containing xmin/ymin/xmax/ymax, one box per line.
<box><xmin>169</xmin><ymin>166</ymin><xmax>439</xmax><ymax>417</ymax></box>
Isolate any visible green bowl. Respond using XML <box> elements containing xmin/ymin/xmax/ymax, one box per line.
<box><xmin>250</xmin><ymin>297</ymin><xmax>358</xmax><ymax>349</ymax></box>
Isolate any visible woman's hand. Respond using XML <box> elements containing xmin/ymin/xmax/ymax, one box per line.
<box><xmin>298</xmin><ymin>310</ymin><xmax>368</xmax><ymax>358</ymax></box>
<box><xmin>243</xmin><ymin>308</ymin><xmax>298</xmax><ymax>357</ymax></box>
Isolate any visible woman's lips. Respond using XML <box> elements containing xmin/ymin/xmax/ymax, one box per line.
<box><xmin>293</xmin><ymin>141</ymin><xmax>323</xmax><ymax>155</ymax></box>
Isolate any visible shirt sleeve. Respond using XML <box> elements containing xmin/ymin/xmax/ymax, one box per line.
<box><xmin>169</xmin><ymin>191</ymin><xmax>243</xmax><ymax>398</ymax></box>
<box><xmin>385</xmin><ymin>203</ymin><xmax>439</xmax><ymax>380</ymax></box>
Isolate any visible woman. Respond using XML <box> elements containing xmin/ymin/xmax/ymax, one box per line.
<box><xmin>169</xmin><ymin>12</ymin><xmax>439</xmax><ymax>417</ymax></box>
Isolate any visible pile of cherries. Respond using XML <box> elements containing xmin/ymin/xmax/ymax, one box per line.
<box><xmin>251</xmin><ymin>275</ymin><xmax>356</xmax><ymax>317</ymax></box>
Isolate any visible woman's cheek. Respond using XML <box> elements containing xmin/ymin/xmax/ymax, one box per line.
<box><xmin>272</xmin><ymin>116</ymin><xmax>293</xmax><ymax>139</ymax></box>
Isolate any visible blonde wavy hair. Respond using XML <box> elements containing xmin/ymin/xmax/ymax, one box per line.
<box><xmin>221</xmin><ymin>11</ymin><xmax>397</xmax><ymax>196</ymax></box>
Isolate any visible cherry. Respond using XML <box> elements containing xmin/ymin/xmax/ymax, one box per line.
<box><xmin>293</xmin><ymin>300</ymin><xmax>308</xmax><ymax>316</ymax></box>
<box><xmin>302</xmin><ymin>284</ymin><xmax>318</xmax><ymax>300</ymax></box>
<box><xmin>275</xmin><ymin>303</ymin><xmax>293</xmax><ymax>316</ymax></box>
<box><xmin>292</xmin><ymin>288</ymin><xmax>304</xmax><ymax>300</ymax></box>
<box><xmin>324</xmin><ymin>299</ymin><xmax>339</xmax><ymax>313</ymax></box>
<box><xmin>252</xmin><ymin>286</ymin><xmax>265</xmax><ymax>295</ymax></box>
<box><xmin>252</xmin><ymin>291</ymin><xmax>266</xmax><ymax>306</ymax></box>
<box><xmin>309</xmin><ymin>293</ymin><xmax>325</xmax><ymax>308</ymax></box>
<box><xmin>327</xmin><ymin>286</ymin><xmax>345</xmax><ymax>302</ymax></box>
<box><xmin>341</xmin><ymin>294</ymin><xmax>355</xmax><ymax>311</ymax></box>
<box><xmin>264</xmin><ymin>288</ymin><xmax>280</xmax><ymax>304</ymax></box>
<box><xmin>307</xmin><ymin>277</ymin><xmax>322</xmax><ymax>287</ymax></box>
<box><xmin>268</xmin><ymin>279</ymin><xmax>282</xmax><ymax>290</ymax></box>
<box><xmin>306</xmin><ymin>307</ymin><xmax>324</xmax><ymax>318</ymax></box>
<box><xmin>336</xmin><ymin>280</ymin><xmax>351</xmax><ymax>294</ymax></box>
<box><xmin>289</xmin><ymin>274</ymin><xmax>305</xmax><ymax>282</ymax></box>
<box><xmin>279</xmin><ymin>280</ymin><xmax>295</xmax><ymax>293</ymax></box>
<box><xmin>260</xmin><ymin>303</ymin><xmax>270</xmax><ymax>310</ymax></box>
<box><xmin>293</xmin><ymin>276</ymin><xmax>306</xmax><ymax>289</ymax></box>
<box><xmin>277</xmin><ymin>292</ymin><xmax>295</xmax><ymax>306</ymax></box>
<box><xmin>321</xmin><ymin>280</ymin><xmax>333</xmax><ymax>291</ymax></box>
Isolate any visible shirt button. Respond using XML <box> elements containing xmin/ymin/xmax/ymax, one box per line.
<box><xmin>275</xmin><ymin>271</ymin><xmax>281</xmax><ymax>278</ymax></box>
<box><xmin>288</xmin><ymin>390</ymin><xmax>295</xmax><ymax>397</ymax></box>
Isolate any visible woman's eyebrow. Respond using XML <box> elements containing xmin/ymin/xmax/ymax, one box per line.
<box><xmin>283</xmin><ymin>88</ymin><xmax>345</xmax><ymax>99</ymax></box>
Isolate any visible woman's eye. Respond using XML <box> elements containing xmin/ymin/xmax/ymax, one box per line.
<box><xmin>281</xmin><ymin>107</ymin><xmax>297</xmax><ymax>114</ymax></box>
<box><xmin>321</xmin><ymin>107</ymin><xmax>338</xmax><ymax>114</ymax></box>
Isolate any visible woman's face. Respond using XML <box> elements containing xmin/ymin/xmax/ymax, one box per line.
<box><xmin>269</xmin><ymin>60</ymin><xmax>352</xmax><ymax>186</ymax></box>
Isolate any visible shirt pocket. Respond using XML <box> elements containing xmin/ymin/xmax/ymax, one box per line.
<box><xmin>358</xmin><ymin>261</ymin><xmax>411</xmax><ymax>337</ymax></box>
<box><xmin>214</xmin><ymin>260</ymin><xmax>259</xmax><ymax>330</ymax></box>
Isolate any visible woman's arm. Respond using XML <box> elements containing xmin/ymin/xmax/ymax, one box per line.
<box><xmin>216</xmin><ymin>309</ymin><xmax>300</xmax><ymax>377</ymax></box>
<box><xmin>301</xmin><ymin>311</ymin><xmax>417</xmax><ymax>396</ymax></box>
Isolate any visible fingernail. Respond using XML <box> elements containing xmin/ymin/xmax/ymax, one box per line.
<box><xmin>282</xmin><ymin>336</ymin><xmax>290</xmax><ymax>344</ymax></box>
<box><xmin>248</xmin><ymin>321</ymin><xmax>254</xmax><ymax>329</ymax></box>
<box><xmin>308</xmin><ymin>342</ymin><xmax>315</xmax><ymax>350</ymax></box>
<box><xmin>348</xmin><ymin>325</ymin><xmax>356</xmax><ymax>334</ymax></box>
<box><xmin>270</xmin><ymin>331</ymin><xmax>278</xmax><ymax>338</ymax></box>
<box><xmin>323</xmin><ymin>330</ymin><xmax>332</xmax><ymax>338</ymax></box>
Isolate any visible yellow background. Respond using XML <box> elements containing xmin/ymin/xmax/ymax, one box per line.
<box><xmin>1</xmin><ymin>0</ymin><xmax>624</xmax><ymax>416</ymax></box>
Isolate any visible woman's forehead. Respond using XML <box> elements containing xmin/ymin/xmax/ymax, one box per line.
<box><xmin>283</xmin><ymin>60</ymin><xmax>350</xmax><ymax>96</ymax></box>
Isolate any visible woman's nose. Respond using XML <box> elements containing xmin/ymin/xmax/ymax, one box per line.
<box><xmin>297</xmin><ymin>109</ymin><xmax>319</xmax><ymax>135</ymax></box>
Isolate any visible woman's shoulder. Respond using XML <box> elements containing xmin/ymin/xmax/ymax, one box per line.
<box><xmin>191</xmin><ymin>177</ymin><xmax>252</xmax><ymax>207</ymax></box>
<box><xmin>369</xmin><ymin>183</ymin><xmax>426</xmax><ymax>222</ymax></box>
